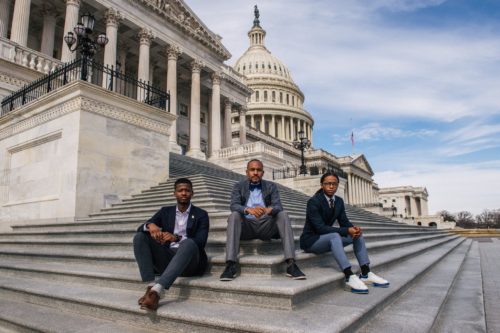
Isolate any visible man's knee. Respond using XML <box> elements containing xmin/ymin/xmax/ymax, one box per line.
<box><xmin>178</xmin><ymin>238</ymin><xmax>197</xmax><ymax>252</ymax></box>
<box><xmin>133</xmin><ymin>231</ymin><xmax>149</xmax><ymax>246</ymax></box>
<box><xmin>328</xmin><ymin>232</ymin><xmax>342</xmax><ymax>244</ymax></box>
<box><xmin>227</xmin><ymin>211</ymin><xmax>242</xmax><ymax>225</ymax></box>
<box><xmin>275</xmin><ymin>211</ymin><xmax>290</xmax><ymax>224</ymax></box>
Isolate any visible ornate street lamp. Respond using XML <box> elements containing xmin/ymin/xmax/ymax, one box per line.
<box><xmin>293</xmin><ymin>130</ymin><xmax>311</xmax><ymax>175</ymax></box>
<box><xmin>391</xmin><ymin>204</ymin><xmax>397</xmax><ymax>217</ymax></box>
<box><xmin>64</xmin><ymin>12</ymin><xmax>108</xmax><ymax>80</ymax></box>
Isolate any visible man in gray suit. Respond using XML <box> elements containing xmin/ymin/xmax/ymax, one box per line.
<box><xmin>220</xmin><ymin>159</ymin><xmax>306</xmax><ymax>281</ymax></box>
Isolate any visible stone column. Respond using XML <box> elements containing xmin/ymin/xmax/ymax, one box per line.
<box><xmin>250</xmin><ymin>115</ymin><xmax>255</xmax><ymax>128</ymax></box>
<box><xmin>281</xmin><ymin>116</ymin><xmax>286</xmax><ymax>140</ymax></box>
<box><xmin>137</xmin><ymin>28</ymin><xmax>154</xmax><ymax>100</ymax></box>
<box><xmin>347</xmin><ymin>173</ymin><xmax>352</xmax><ymax>204</ymax></box>
<box><xmin>187</xmin><ymin>59</ymin><xmax>205</xmax><ymax>159</ymax></box>
<box><xmin>239</xmin><ymin>107</ymin><xmax>247</xmax><ymax>144</ymax></box>
<box><xmin>61</xmin><ymin>0</ymin><xmax>80</xmax><ymax>62</ymax></box>
<box><xmin>210</xmin><ymin>72</ymin><xmax>222</xmax><ymax>155</ymax></box>
<box><xmin>117</xmin><ymin>44</ymin><xmax>128</xmax><ymax>72</ymax></box>
<box><xmin>10</xmin><ymin>0</ymin><xmax>31</xmax><ymax>46</ymax></box>
<box><xmin>0</xmin><ymin>0</ymin><xmax>11</xmax><ymax>38</ymax></box>
<box><xmin>40</xmin><ymin>6</ymin><xmax>57</xmax><ymax>56</ymax></box>
<box><xmin>102</xmin><ymin>8</ymin><xmax>121</xmax><ymax>88</ymax></box>
<box><xmin>270</xmin><ymin>114</ymin><xmax>276</xmax><ymax>137</ymax></box>
<box><xmin>224</xmin><ymin>99</ymin><xmax>233</xmax><ymax>147</ymax></box>
<box><xmin>166</xmin><ymin>44</ymin><xmax>182</xmax><ymax>153</ymax></box>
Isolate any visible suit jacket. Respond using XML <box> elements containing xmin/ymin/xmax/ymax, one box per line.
<box><xmin>230</xmin><ymin>179</ymin><xmax>283</xmax><ymax>217</ymax></box>
<box><xmin>137</xmin><ymin>204</ymin><xmax>209</xmax><ymax>275</ymax></box>
<box><xmin>300</xmin><ymin>189</ymin><xmax>353</xmax><ymax>250</ymax></box>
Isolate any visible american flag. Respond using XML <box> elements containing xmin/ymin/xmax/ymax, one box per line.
<box><xmin>350</xmin><ymin>131</ymin><xmax>355</xmax><ymax>146</ymax></box>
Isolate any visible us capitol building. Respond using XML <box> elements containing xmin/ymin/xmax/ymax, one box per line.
<box><xmin>0</xmin><ymin>0</ymin><xmax>450</xmax><ymax>229</ymax></box>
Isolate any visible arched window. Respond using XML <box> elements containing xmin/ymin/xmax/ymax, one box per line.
<box><xmin>286</xmin><ymin>94</ymin><xmax>289</xmax><ymax>105</ymax></box>
<box><xmin>255</xmin><ymin>91</ymin><xmax>260</xmax><ymax>102</ymax></box>
<box><xmin>272</xmin><ymin>91</ymin><xmax>276</xmax><ymax>102</ymax></box>
<box><xmin>280</xmin><ymin>92</ymin><xmax>283</xmax><ymax>103</ymax></box>
<box><xmin>264</xmin><ymin>91</ymin><xmax>268</xmax><ymax>102</ymax></box>
<box><xmin>292</xmin><ymin>96</ymin><xmax>295</xmax><ymax>106</ymax></box>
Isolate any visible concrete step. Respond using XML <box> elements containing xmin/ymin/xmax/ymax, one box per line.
<box><xmin>429</xmin><ymin>240</ymin><xmax>487</xmax><ymax>332</ymax></box>
<box><xmin>0</xmin><ymin>236</ymin><xmax>465</xmax><ymax>332</ymax></box>
<box><xmin>0</xmin><ymin>299</ymin><xmax>158</xmax><ymax>333</ymax></box>
<box><xmin>357</xmin><ymin>239</ymin><xmax>473</xmax><ymax>332</ymax></box>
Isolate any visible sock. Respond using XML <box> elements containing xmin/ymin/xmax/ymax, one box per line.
<box><xmin>361</xmin><ymin>264</ymin><xmax>370</xmax><ymax>277</ymax></box>
<box><xmin>151</xmin><ymin>283</ymin><xmax>164</xmax><ymax>295</ymax></box>
<box><xmin>226</xmin><ymin>260</ymin><xmax>236</xmax><ymax>266</ymax></box>
<box><xmin>286</xmin><ymin>258</ymin><xmax>295</xmax><ymax>267</ymax></box>
<box><xmin>147</xmin><ymin>281</ymin><xmax>155</xmax><ymax>288</ymax></box>
<box><xmin>343</xmin><ymin>267</ymin><xmax>354</xmax><ymax>280</ymax></box>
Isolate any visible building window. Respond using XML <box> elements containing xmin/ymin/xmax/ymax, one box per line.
<box><xmin>255</xmin><ymin>91</ymin><xmax>260</xmax><ymax>102</ymax></box>
<box><xmin>264</xmin><ymin>91</ymin><xmax>268</xmax><ymax>102</ymax></box>
<box><xmin>256</xmin><ymin>120</ymin><xmax>261</xmax><ymax>131</ymax></box>
<box><xmin>272</xmin><ymin>91</ymin><xmax>276</xmax><ymax>102</ymax></box>
<box><xmin>280</xmin><ymin>92</ymin><xmax>283</xmax><ymax>103</ymax></box>
<box><xmin>200</xmin><ymin>112</ymin><xmax>206</xmax><ymax>124</ymax></box>
<box><xmin>392</xmin><ymin>199</ymin><xmax>396</xmax><ymax>202</ymax></box>
<box><xmin>261</xmin><ymin>63</ymin><xmax>265</xmax><ymax>69</ymax></box>
<box><xmin>179</xmin><ymin>103</ymin><xmax>188</xmax><ymax>117</ymax></box>
<box><xmin>292</xmin><ymin>96</ymin><xmax>295</xmax><ymax>106</ymax></box>
<box><xmin>265</xmin><ymin>121</ymin><xmax>269</xmax><ymax>134</ymax></box>
<box><xmin>286</xmin><ymin>94</ymin><xmax>289</xmax><ymax>105</ymax></box>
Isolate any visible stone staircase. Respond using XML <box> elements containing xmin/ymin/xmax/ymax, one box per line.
<box><xmin>0</xmin><ymin>153</ymin><xmax>486</xmax><ymax>332</ymax></box>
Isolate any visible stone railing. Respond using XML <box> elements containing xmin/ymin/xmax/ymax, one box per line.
<box><xmin>214</xmin><ymin>141</ymin><xmax>284</xmax><ymax>159</ymax></box>
<box><xmin>245</xmin><ymin>126</ymin><xmax>300</xmax><ymax>156</ymax></box>
<box><xmin>221</xmin><ymin>64</ymin><xmax>249</xmax><ymax>92</ymax></box>
<box><xmin>0</xmin><ymin>37</ymin><xmax>62</xmax><ymax>74</ymax></box>
<box><xmin>305</xmin><ymin>148</ymin><xmax>339</xmax><ymax>163</ymax></box>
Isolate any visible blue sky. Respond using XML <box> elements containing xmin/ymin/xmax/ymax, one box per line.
<box><xmin>186</xmin><ymin>0</ymin><xmax>500</xmax><ymax>215</ymax></box>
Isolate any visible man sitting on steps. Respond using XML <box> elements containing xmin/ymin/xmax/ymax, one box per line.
<box><xmin>133</xmin><ymin>178</ymin><xmax>209</xmax><ymax>311</ymax></box>
<box><xmin>220</xmin><ymin>159</ymin><xmax>306</xmax><ymax>281</ymax></box>
<box><xmin>300</xmin><ymin>171</ymin><xmax>389</xmax><ymax>294</ymax></box>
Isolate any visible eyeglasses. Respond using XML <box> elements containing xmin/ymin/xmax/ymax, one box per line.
<box><xmin>322</xmin><ymin>182</ymin><xmax>339</xmax><ymax>187</ymax></box>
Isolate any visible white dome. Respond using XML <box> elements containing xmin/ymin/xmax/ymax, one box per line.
<box><xmin>234</xmin><ymin>45</ymin><xmax>294</xmax><ymax>82</ymax></box>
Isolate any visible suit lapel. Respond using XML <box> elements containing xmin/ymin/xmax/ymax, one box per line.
<box><xmin>166</xmin><ymin>206</ymin><xmax>176</xmax><ymax>233</ymax></box>
<box><xmin>242</xmin><ymin>180</ymin><xmax>250</xmax><ymax>204</ymax></box>
<box><xmin>187</xmin><ymin>206</ymin><xmax>196</xmax><ymax>230</ymax></box>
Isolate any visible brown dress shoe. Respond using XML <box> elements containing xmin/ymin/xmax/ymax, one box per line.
<box><xmin>140</xmin><ymin>290</ymin><xmax>160</xmax><ymax>311</ymax></box>
<box><xmin>138</xmin><ymin>286</ymin><xmax>152</xmax><ymax>305</ymax></box>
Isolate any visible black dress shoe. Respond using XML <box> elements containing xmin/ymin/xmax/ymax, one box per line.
<box><xmin>220</xmin><ymin>261</ymin><xmax>238</xmax><ymax>281</ymax></box>
<box><xmin>286</xmin><ymin>262</ymin><xmax>306</xmax><ymax>280</ymax></box>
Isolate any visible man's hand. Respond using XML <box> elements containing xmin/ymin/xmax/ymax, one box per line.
<box><xmin>245</xmin><ymin>206</ymin><xmax>270</xmax><ymax>219</ymax></box>
<box><xmin>159</xmin><ymin>232</ymin><xmax>177</xmax><ymax>244</ymax></box>
<box><xmin>147</xmin><ymin>223</ymin><xmax>163</xmax><ymax>242</ymax></box>
<box><xmin>348</xmin><ymin>226</ymin><xmax>362</xmax><ymax>239</ymax></box>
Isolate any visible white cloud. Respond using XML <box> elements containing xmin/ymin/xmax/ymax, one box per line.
<box><xmin>333</xmin><ymin>123</ymin><xmax>437</xmax><ymax>142</ymax></box>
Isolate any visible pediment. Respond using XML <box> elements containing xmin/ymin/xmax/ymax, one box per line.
<box><xmin>352</xmin><ymin>155</ymin><xmax>374</xmax><ymax>175</ymax></box>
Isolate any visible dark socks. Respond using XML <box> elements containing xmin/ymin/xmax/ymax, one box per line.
<box><xmin>361</xmin><ymin>264</ymin><xmax>370</xmax><ymax>276</ymax></box>
<box><xmin>343</xmin><ymin>267</ymin><xmax>354</xmax><ymax>280</ymax></box>
<box><xmin>286</xmin><ymin>258</ymin><xmax>295</xmax><ymax>267</ymax></box>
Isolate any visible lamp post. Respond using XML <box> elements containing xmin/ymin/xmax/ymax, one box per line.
<box><xmin>63</xmin><ymin>12</ymin><xmax>108</xmax><ymax>80</ymax></box>
<box><xmin>391</xmin><ymin>204</ymin><xmax>397</xmax><ymax>217</ymax></box>
<box><xmin>293</xmin><ymin>130</ymin><xmax>311</xmax><ymax>175</ymax></box>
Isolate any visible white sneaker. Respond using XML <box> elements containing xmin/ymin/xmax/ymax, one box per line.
<box><xmin>360</xmin><ymin>272</ymin><xmax>390</xmax><ymax>288</ymax></box>
<box><xmin>345</xmin><ymin>275</ymin><xmax>369</xmax><ymax>294</ymax></box>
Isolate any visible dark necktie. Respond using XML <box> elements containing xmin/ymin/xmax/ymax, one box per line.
<box><xmin>329</xmin><ymin>198</ymin><xmax>336</xmax><ymax>217</ymax></box>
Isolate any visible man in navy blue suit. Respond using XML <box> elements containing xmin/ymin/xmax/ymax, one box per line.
<box><xmin>300</xmin><ymin>172</ymin><xmax>389</xmax><ymax>294</ymax></box>
<box><xmin>133</xmin><ymin>178</ymin><xmax>209</xmax><ymax>311</ymax></box>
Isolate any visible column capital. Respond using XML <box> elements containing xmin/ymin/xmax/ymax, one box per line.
<box><xmin>105</xmin><ymin>8</ymin><xmax>123</xmax><ymax>27</ymax></box>
<box><xmin>65</xmin><ymin>0</ymin><xmax>81</xmax><ymax>6</ymax></box>
<box><xmin>41</xmin><ymin>4</ymin><xmax>58</xmax><ymax>18</ymax></box>
<box><xmin>211</xmin><ymin>72</ymin><xmax>221</xmax><ymax>85</ymax></box>
<box><xmin>191</xmin><ymin>59</ymin><xmax>204</xmax><ymax>73</ymax></box>
<box><xmin>238</xmin><ymin>107</ymin><xmax>247</xmax><ymax>116</ymax></box>
<box><xmin>166</xmin><ymin>44</ymin><xmax>182</xmax><ymax>60</ymax></box>
<box><xmin>224</xmin><ymin>98</ymin><xmax>233</xmax><ymax>109</ymax></box>
<box><xmin>138</xmin><ymin>28</ymin><xmax>154</xmax><ymax>45</ymax></box>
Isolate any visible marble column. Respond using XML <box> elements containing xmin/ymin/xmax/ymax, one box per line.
<box><xmin>61</xmin><ymin>0</ymin><xmax>80</xmax><ymax>62</ymax></box>
<box><xmin>0</xmin><ymin>0</ymin><xmax>11</xmax><ymax>38</ymax></box>
<box><xmin>270</xmin><ymin>114</ymin><xmax>276</xmax><ymax>137</ymax></box>
<box><xmin>137</xmin><ymin>28</ymin><xmax>154</xmax><ymax>100</ymax></box>
<box><xmin>187</xmin><ymin>59</ymin><xmax>205</xmax><ymax>159</ymax></box>
<box><xmin>224</xmin><ymin>99</ymin><xmax>233</xmax><ymax>147</ymax></box>
<box><xmin>117</xmin><ymin>44</ymin><xmax>128</xmax><ymax>72</ymax></box>
<box><xmin>10</xmin><ymin>0</ymin><xmax>31</xmax><ymax>46</ymax></box>
<box><xmin>250</xmin><ymin>115</ymin><xmax>255</xmax><ymax>128</ymax></box>
<box><xmin>281</xmin><ymin>116</ymin><xmax>285</xmax><ymax>140</ymax></box>
<box><xmin>166</xmin><ymin>44</ymin><xmax>182</xmax><ymax>153</ymax></box>
<box><xmin>210</xmin><ymin>72</ymin><xmax>222</xmax><ymax>155</ymax></box>
<box><xmin>102</xmin><ymin>8</ymin><xmax>121</xmax><ymax>88</ymax></box>
<box><xmin>40</xmin><ymin>6</ymin><xmax>57</xmax><ymax>56</ymax></box>
<box><xmin>239</xmin><ymin>107</ymin><xmax>247</xmax><ymax>144</ymax></box>
<box><xmin>347</xmin><ymin>174</ymin><xmax>352</xmax><ymax>204</ymax></box>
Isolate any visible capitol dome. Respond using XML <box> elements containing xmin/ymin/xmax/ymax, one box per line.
<box><xmin>233</xmin><ymin>6</ymin><xmax>314</xmax><ymax>143</ymax></box>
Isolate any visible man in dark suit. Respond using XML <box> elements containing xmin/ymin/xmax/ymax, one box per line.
<box><xmin>220</xmin><ymin>159</ymin><xmax>305</xmax><ymax>281</ymax></box>
<box><xmin>300</xmin><ymin>172</ymin><xmax>389</xmax><ymax>294</ymax></box>
<box><xmin>133</xmin><ymin>178</ymin><xmax>209</xmax><ymax>311</ymax></box>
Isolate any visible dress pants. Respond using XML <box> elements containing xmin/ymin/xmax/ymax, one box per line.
<box><xmin>225</xmin><ymin>211</ymin><xmax>295</xmax><ymax>262</ymax></box>
<box><xmin>133</xmin><ymin>232</ymin><xmax>200</xmax><ymax>289</ymax></box>
<box><xmin>306</xmin><ymin>233</ymin><xmax>370</xmax><ymax>271</ymax></box>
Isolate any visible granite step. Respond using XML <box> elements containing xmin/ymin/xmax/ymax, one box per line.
<box><xmin>0</xmin><ymin>299</ymin><xmax>158</xmax><ymax>333</ymax></box>
<box><xmin>357</xmin><ymin>238</ymin><xmax>473</xmax><ymax>332</ymax></box>
<box><xmin>429</xmin><ymin>240</ymin><xmax>487</xmax><ymax>333</ymax></box>
<box><xmin>0</xmin><ymin>236</ymin><xmax>465</xmax><ymax>332</ymax></box>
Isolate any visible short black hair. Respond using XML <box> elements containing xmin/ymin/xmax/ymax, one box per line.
<box><xmin>247</xmin><ymin>159</ymin><xmax>263</xmax><ymax>169</ymax></box>
<box><xmin>320</xmin><ymin>172</ymin><xmax>339</xmax><ymax>184</ymax></box>
<box><xmin>174</xmin><ymin>178</ymin><xmax>193</xmax><ymax>190</ymax></box>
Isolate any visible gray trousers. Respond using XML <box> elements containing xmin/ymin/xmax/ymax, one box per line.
<box><xmin>225</xmin><ymin>211</ymin><xmax>295</xmax><ymax>262</ymax></box>
<box><xmin>307</xmin><ymin>233</ymin><xmax>370</xmax><ymax>271</ymax></box>
<box><xmin>133</xmin><ymin>232</ymin><xmax>199</xmax><ymax>289</ymax></box>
